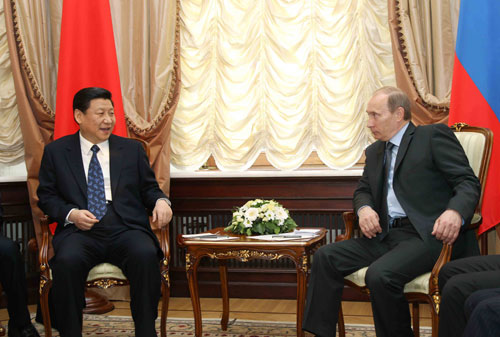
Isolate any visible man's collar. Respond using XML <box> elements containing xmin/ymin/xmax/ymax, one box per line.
<box><xmin>78</xmin><ymin>132</ymin><xmax>109</xmax><ymax>154</ymax></box>
<box><xmin>389</xmin><ymin>122</ymin><xmax>409</xmax><ymax>147</ymax></box>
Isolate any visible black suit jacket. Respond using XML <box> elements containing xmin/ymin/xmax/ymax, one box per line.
<box><xmin>353</xmin><ymin>123</ymin><xmax>481</xmax><ymax>254</ymax></box>
<box><xmin>37</xmin><ymin>132</ymin><xmax>167</xmax><ymax>251</ymax></box>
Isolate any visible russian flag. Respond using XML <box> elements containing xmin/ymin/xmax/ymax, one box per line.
<box><xmin>449</xmin><ymin>0</ymin><xmax>500</xmax><ymax>235</ymax></box>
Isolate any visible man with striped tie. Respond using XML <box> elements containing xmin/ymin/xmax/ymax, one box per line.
<box><xmin>37</xmin><ymin>87</ymin><xmax>172</xmax><ymax>337</ymax></box>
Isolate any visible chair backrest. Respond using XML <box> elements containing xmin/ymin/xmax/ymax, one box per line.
<box><xmin>450</xmin><ymin>122</ymin><xmax>493</xmax><ymax>217</ymax></box>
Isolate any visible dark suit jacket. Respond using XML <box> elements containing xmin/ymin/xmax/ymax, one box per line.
<box><xmin>353</xmin><ymin>122</ymin><xmax>481</xmax><ymax>255</ymax></box>
<box><xmin>37</xmin><ymin>132</ymin><xmax>167</xmax><ymax>252</ymax></box>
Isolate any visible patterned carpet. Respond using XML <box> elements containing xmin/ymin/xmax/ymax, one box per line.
<box><xmin>30</xmin><ymin>315</ymin><xmax>432</xmax><ymax>337</ymax></box>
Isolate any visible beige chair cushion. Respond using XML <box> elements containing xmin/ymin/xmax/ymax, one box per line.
<box><xmin>87</xmin><ymin>263</ymin><xmax>126</xmax><ymax>281</ymax></box>
<box><xmin>471</xmin><ymin>213</ymin><xmax>481</xmax><ymax>225</ymax></box>
<box><xmin>345</xmin><ymin>267</ymin><xmax>368</xmax><ymax>287</ymax></box>
<box><xmin>344</xmin><ymin>267</ymin><xmax>430</xmax><ymax>294</ymax></box>
<box><xmin>48</xmin><ymin>262</ymin><xmax>126</xmax><ymax>281</ymax></box>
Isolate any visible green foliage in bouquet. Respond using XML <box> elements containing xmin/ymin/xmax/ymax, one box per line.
<box><xmin>224</xmin><ymin>199</ymin><xmax>297</xmax><ymax>235</ymax></box>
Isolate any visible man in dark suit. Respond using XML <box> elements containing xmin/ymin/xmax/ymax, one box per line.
<box><xmin>0</xmin><ymin>193</ymin><xmax>40</xmax><ymax>337</ymax></box>
<box><xmin>463</xmin><ymin>288</ymin><xmax>500</xmax><ymax>337</ymax></box>
<box><xmin>302</xmin><ymin>86</ymin><xmax>480</xmax><ymax>337</ymax></box>
<box><xmin>37</xmin><ymin>87</ymin><xmax>172</xmax><ymax>337</ymax></box>
<box><xmin>439</xmin><ymin>254</ymin><xmax>500</xmax><ymax>336</ymax></box>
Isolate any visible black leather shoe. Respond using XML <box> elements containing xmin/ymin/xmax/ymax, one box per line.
<box><xmin>8</xmin><ymin>322</ymin><xmax>40</xmax><ymax>337</ymax></box>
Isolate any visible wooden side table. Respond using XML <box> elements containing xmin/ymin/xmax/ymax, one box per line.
<box><xmin>177</xmin><ymin>227</ymin><xmax>326</xmax><ymax>337</ymax></box>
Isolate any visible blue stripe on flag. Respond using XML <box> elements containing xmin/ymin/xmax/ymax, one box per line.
<box><xmin>455</xmin><ymin>0</ymin><xmax>500</xmax><ymax>119</ymax></box>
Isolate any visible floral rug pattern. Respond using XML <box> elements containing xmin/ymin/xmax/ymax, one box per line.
<box><xmin>30</xmin><ymin>315</ymin><xmax>432</xmax><ymax>337</ymax></box>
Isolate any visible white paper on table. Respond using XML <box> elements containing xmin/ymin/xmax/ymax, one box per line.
<box><xmin>293</xmin><ymin>228</ymin><xmax>322</xmax><ymax>234</ymax></box>
<box><xmin>248</xmin><ymin>233</ymin><xmax>317</xmax><ymax>241</ymax></box>
<box><xmin>182</xmin><ymin>233</ymin><xmax>238</xmax><ymax>241</ymax></box>
<box><xmin>182</xmin><ymin>233</ymin><xmax>214</xmax><ymax>238</ymax></box>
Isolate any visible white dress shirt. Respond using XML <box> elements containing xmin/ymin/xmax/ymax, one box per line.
<box><xmin>386</xmin><ymin>123</ymin><xmax>408</xmax><ymax>221</ymax></box>
<box><xmin>79</xmin><ymin>134</ymin><xmax>112</xmax><ymax>201</ymax></box>
<box><xmin>65</xmin><ymin>134</ymin><xmax>112</xmax><ymax>224</ymax></box>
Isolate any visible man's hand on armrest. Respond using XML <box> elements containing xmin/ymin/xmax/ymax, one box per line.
<box><xmin>358</xmin><ymin>206</ymin><xmax>382</xmax><ymax>239</ymax></box>
<box><xmin>152</xmin><ymin>199</ymin><xmax>173</xmax><ymax>228</ymax></box>
<box><xmin>68</xmin><ymin>209</ymin><xmax>99</xmax><ymax>231</ymax></box>
<box><xmin>431</xmin><ymin>209</ymin><xmax>462</xmax><ymax>245</ymax></box>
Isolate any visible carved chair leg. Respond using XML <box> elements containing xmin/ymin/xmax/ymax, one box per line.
<box><xmin>431</xmin><ymin>308</ymin><xmax>439</xmax><ymax>337</ymax></box>
<box><xmin>160</xmin><ymin>279</ymin><xmax>170</xmax><ymax>337</ymax></box>
<box><xmin>40</xmin><ymin>280</ymin><xmax>52</xmax><ymax>337</ymax></box>
<box><xmin>338</xmin><ymin>302</ymin><xmax>346</xmax><ymax>337</ymax></box>
<box><xmin>412</xmin><ymin>302</ymin><xmax>420</xmax><ymax>337</ymax></box>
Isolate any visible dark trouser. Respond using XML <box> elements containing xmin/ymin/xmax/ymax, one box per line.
<box><xmin>463</xmin><ymin>288</ymin><xmax>500</xmax><ymax>337</ymax></box>
<box><xmin>303</xmin><ymin>221</ymin><xmax>441</xmax><ymax>337</ymax></box>
<box><xmin>438</xmin><ymin>255</ymin><xmax>500</xmax><ymax>337</ymax></box>
<box><xmin>49</xmin><ymin>207</ymin><xmax>161</xmax><ymax>337</ymax></box>
<box><xmin>0</xmin><ymin>235</ymin><xmax>32</xmax><ymax>329</ymax></box>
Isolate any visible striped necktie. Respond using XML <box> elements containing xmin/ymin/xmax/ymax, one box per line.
<box><xmin>87</xmin><ymin>145</ymin><xmax>107</xmax><ymax>220</ymax></box>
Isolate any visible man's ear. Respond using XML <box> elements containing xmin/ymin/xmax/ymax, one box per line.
<box><xmin>74</xmin><ymin>109</ymin><xmax>82</xmax><ymax>124</ymax></box>
<box><xmin>396</xmin><ymin>106</ymin><xmax>405</xmax><ymax>121</ymax></box>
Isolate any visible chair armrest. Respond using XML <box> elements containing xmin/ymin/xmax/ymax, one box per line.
<box><xmin>39</xmin><ymin>216</ymin><xmax>53</xmax><ymax>282</ymax></box>
<box><xmin>428</xmin><ymin>243</ymin><xmax>453</xmax><ymax>298</ymax></box>
<box><xmin>159</xmin><ymin>225</ymin><xmax>170</xmax><ymax>262</ymax></box>
<box><xmin>158</xmin><ymin>225</ymin><xmax>170</xmax><ymax>286</ymax></box>
<box><xmin>429</xmin><ymin>214</ymin><xmax>483</xmax><ymax>292</ymax></box>
<box><xmin>337</xmin><ymin>211</ymin><xmax>356</xmax><ymax>242</ymax></box>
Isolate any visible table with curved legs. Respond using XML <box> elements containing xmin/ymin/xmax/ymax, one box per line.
<box><xmin>177</xmin><ymin>227</ymin><xmax>326</xmax><ymax>337</ymax></box>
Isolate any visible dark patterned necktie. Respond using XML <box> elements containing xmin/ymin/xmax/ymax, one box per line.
<box><xmin>87</xmin><ymin>145</ymin><xmax>107</xmax><ymax>220</ymax></box>
<box><xmin>380</xmin><ymin>142</ymin><xmax>395</xmax><ymax>237</ymax></box>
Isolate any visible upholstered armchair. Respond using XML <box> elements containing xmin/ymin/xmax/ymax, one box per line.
<box><xmin>37</xmin><ymin>138</ymin><xmax>171</xmax><ymax>337</ymax></box>
<box><xmin>337</xmin><ymin>123</ymin><xmax>493</xmax><ymax>337</ymax></box>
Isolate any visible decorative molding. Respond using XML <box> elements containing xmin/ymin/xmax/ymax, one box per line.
<box><xmin>161</xmin><ymin>270</ymin><xmax>170</xmax><ymax>287</ymax></box>
<box><xmin>39</xmin><ymin>278</ymin><xmax>48</xmax><ymax>295</ymax></box>
<box><xmin>207</xmin><ymin>250</ymin><xmax>284</xmax><ymax>263</ymax></box>
<box><xmin>299</xmin><ymin>254</ymin><xmax>308</xmax><ymax>273</ymax></box>
<box><xmin>86</xmin><ymin>278</ymin><xmax>128</xmax><ymax>289</ymax></box>
<box><xmin>450</xmin><ymin>122</ymin><xmax>469</xmax><ymax>132</ymax></box>
<box><xmin>185</xmin><ymin>253</ymin><xmax>194</xmax><ymax>272</ymax></box>
<box><xmin>433</xmin><ymin>293</ymin><xmax>441</xmax><ymax>314</ymax></box>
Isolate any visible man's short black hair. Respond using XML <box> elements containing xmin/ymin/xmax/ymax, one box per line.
<box><xmin>73</xmin><ymin>87</ymin><xmax>114</xmax><ymax>113</ymax></box>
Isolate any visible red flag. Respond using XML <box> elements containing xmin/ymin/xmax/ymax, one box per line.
<box><xmin>449</xmin><ymin>0</ymin><xmax>500</xmax><ymax>234</ymax></box>
<box><xmin>54</xmin><ymin>0</ymin><xmax>127</xmax><ymax>140</ymax></box>
<box><xmin>53</xmin><ymin>0</ymin><xmax>128</xmax><ymax>233</ymax></box>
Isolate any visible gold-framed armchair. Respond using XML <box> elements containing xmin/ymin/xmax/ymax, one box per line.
<box><xmin>337</xmin><ymin>123</ymin><xmax>493</xmax><ymax>337</ymax></box>
<box><xmin>37</xmin><ymin>138</ymin><xmax>171</xmax><ymax>337</ymax></box>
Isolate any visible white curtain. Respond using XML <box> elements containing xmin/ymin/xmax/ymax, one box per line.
<box><xmin>172</xmin><ymin>0</ymin><xmax>396</xmax><ymax>171</ymax></box>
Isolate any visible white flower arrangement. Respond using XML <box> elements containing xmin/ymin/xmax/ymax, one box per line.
<box><xmin>224</xmin><ymin>199</ymin><xmax>298</xmax><ymax>235</ymax></box>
